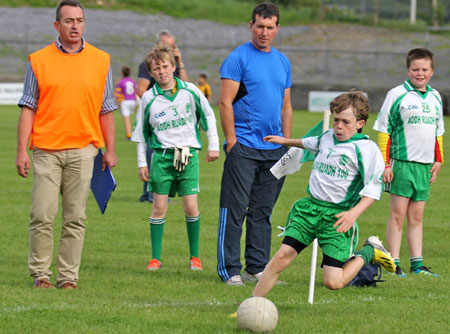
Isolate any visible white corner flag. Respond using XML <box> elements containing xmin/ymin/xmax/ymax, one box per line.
<box><xmin>270</xmin><ymin>147</ymin><xmax>305</xmax><ymax>180</ymax></box>
<box><xmin>308</xmin><ymin>109</ymin><xmax>331</xmax><ymax>305</ymax></box>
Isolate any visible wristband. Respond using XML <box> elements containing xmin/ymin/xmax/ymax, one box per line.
<box><xmin>385</xmin><ymin>165</ymin><xmax>391</xmax><ymax>169</ymax></box>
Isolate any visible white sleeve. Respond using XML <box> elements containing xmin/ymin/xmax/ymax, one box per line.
<box><xmin>373</xmin><ymin>89</ymin><xmax>397</xmax><ymax>134</ymax></box>
<box><xmin>302</xmin><ymin>133</ymin><xmax>323</xmax><ymax>155</ymax></box>
<box><xmin>132</xmin><ymin>92</ymin><xmax>150</xmax><ymax>167</ymax></box>
<box><xmin>137</xmin><ymin>142</ymin><xmax>148</xmax><ymax>168</ymax></box>
<box><xmin>196</xmin><ymin>85</ymin><xmax>220</xmax><ymax>151</ymax></box>
<box><xmin>358</xmin><ymin>141</ymin><xmax>385</xmax><ymax>200</ymax></box>
<box><xmin>131</xmin><ymin>92</ymin><xmax>148</xmax><ymax>143</ymax></box>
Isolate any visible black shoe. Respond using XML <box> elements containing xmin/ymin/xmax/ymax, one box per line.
<box><xmin>139</xmin><ymin>193</ymin><xmax>150</xmax><ymax>202</ymax></box>
<box><xmin>139</xmin><ymin>192</ymin><xmax>154</xmax><ymax>203</ymax></box>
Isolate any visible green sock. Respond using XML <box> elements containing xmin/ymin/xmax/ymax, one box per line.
<box><xmin>186</xmin><ymin>215</ymin><xmax>200</xmax><ymax>258</ymax></box>
<box><xmin>394</xmin><ymin>258</ymin><xmax>400</xmax><ymax>267</ymax></box>
<box><xmin>150</xmin><ymin>217</ymin><xmax>165</xmax><ymax>261</ymax></box>
<box><xmin>355</xmin><ymin>245</ymin><xmax>374</xmax><ymax>266</ymax></box>
<box><xmin>410</xmin><ymin>257</ymin><xmax>423</xmax><ymax>271</ymax></box>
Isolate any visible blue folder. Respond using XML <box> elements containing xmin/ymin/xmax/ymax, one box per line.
<box><xmin>90</xmin><ymin>149</ymin><xmax>116</xmax><ymax>214</ymax></box>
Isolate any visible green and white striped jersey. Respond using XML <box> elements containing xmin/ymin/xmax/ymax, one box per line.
<box><xmin>302</xmin><ymin>130</ymin><xmax>384</xmax><ymax>208</ymax></box>
<box><xmin>132</xmin><ymin>78</ymin><xmax>219</xmax><ymax>151</ymax></box>
<box><xmin>373</xmin><ymin>80</ymin><xmax>444</xmax><ymax>164</ymax></box>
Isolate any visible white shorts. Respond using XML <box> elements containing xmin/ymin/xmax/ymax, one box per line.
<box><xmin>120</xmin><ymin>100</ymin><xmax>137</xmax><ymax>117</ymax></box>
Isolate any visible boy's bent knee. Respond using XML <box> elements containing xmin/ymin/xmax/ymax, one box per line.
<box><xmin>322</xmin><ymin>263</ymin><xmax>346</xmax><ymax>290</ymax></box>
<box><xmin>273</xmin><ymin>249</ymin><xmax>290</xmax><ymax>263</ymax></box>
<box><xmin>323</xmin><ymin>278</ymin><xmax>345</xmax><ymax>290</ymax></box>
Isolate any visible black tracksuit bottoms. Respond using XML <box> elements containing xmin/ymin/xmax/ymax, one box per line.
<box><xmin>217</xmin><ymin>142</ymin><xmax>286</xmax><ymax>281</ymax></box>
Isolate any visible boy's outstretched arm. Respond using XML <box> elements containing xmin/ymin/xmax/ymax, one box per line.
<box><xmin>334</xmin><ymin>196</ymin><xmax>376</xmax><ymax>233</ymax></box>
<box><xmin>264</xmin><ymin>135</ymin><xmax>304</xmax><ymax>148</ymax></box>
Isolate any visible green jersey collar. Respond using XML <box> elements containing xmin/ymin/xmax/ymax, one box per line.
<box><xmin>152</xmin><ymin>77</ymin><xmax>187</xmax><ymax>97</ymax></box>
<box><xmin>403</xmin><ymin>79</ymin><xmax>432</xmax><ymax>98</ymax></box>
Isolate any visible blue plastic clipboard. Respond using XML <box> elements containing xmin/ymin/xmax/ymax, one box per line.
<box><xmin>90</xmin><ymin>149</ymin><xmax>116</xmax><ymax>214</ymax></box>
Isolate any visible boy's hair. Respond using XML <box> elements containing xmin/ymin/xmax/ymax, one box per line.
<box><xmin>406</xmin><ymin>48</ymin><xmax>434</xmax><ymax>69</ymax></box>
<box><xmin>252</xmin><ymin>2</ymin><xmax>279</xmax><ymax>25</ymax></box>
<box><xmin>122</xmin><ymin>66</ymin><xmax>131</xmax><ymax>77</ymax></box>
<box><xmin>145</xmin><ymin>41</ymin><xmax>176</xmax><ymax>72</ymax></box>
<box><xmin>56</xmin><ymin>0</ymin><xmax>84</xmax><ymax>21</ymax></box>
<box><xmin>330</xmin><ymin>91</ymin><xmax>369</xmax><ymax>133</ymax></box>
<box><xmin>199</xmin><ymin>73</ymin><xmax>208</xmax><ymax>80</ymax></box>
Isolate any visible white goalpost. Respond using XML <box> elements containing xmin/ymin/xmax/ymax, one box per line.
<box><xmin>308</xmin><ymin>108</ymin><xmax>331</xmax><ymax>305</ymax></box>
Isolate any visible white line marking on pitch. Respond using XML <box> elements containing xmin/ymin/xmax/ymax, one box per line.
<box><xmin>1</xmin><ymin>294</ymin><xmax>445</xmax><ymax>313</ymax></box>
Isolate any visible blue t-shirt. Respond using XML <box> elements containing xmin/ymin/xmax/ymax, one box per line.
<box><xmin>220</xmin><ymin>42</ymin><xmax>291</xmax><ymax>150</ymax></box>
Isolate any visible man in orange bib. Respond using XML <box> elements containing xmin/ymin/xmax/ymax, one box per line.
<box><xmin>16</xmin><ymin>0</ymin><xmax>117</xmax><ymax>290</ymax></box>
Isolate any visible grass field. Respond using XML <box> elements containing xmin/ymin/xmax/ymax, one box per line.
<box><xmin>1</xmin><ymin>106</ymin><xmax>449</xmax><ymax>333</ymax></box>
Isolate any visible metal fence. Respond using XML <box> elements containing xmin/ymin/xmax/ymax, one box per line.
<box><xmin>321</xmin><ymin>0</ymin><xmax>450</xmax><ymax>24</ymax></box>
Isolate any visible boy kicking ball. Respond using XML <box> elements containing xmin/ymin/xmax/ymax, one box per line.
<box><xmin>252</xmin><ymin>91</ymin><xmax>395</xmax><ymax>297</ymax></box>
<box><xmin>373</xmin><ymin>48</ymin><xmax>444</xmax><ymax>277</ymax></box>
<box><xmin>131</xmin><ymin>42</ymin><xmax>220</xmax><ymax>271</ymax></box>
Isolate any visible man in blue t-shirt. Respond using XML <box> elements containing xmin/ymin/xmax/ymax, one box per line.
<box><xmin>217</xmin><ymin>2</ymin><xmax>293</xmax><ymax>286</ymax></box>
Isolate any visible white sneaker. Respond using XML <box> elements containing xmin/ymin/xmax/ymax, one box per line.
<box><xmin>224</xmin><ymin>275</ymin><xmax>245</xmax><ymax>286</ymax></box>
<box><xmin>241</xmin><ymin>271</ymin><xmax>262</xmax><ymax>282</ymax></box>
<box><xmin>241</xmin><ymin>271</ymin><xmax>287</xmax><ymax>285</ymax></box>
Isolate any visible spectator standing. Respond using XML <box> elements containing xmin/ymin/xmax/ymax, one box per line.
<box><xmin>217</xmin><ymin>2</ymin><xmax>293</xmax><ymax>286</ymax></box>
<box><xmin>16</xmin><ymin>0</ymin><xmax>117</xmax><ymax>289</ymax></box>
<box><xmin>136</xmin><ymin>29</ymin><xmax>189</xmax><ymax>97</ymax></box>
<box><xmin>197</xmin><ymin>73</ymin><xmax>212</xmax><ymax>103</ymax></box>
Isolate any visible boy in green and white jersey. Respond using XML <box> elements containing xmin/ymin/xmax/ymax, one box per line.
<box><xmin>131</xmin><ymin>42</ymin><xmax>220</xmax><ymax>271</ymax></box>
<box><xmin>373</xmin><ymin>48</ymin><xmax>444</xmax><ymax>277</ymax></box>
<box><xmin>253</xmin><ymin>91</ymin><xmax>395</xmax><ymax>296</ymax></box>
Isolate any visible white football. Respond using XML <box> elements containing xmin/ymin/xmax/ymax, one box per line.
<box><xmin>237</xmin><ymin>297</ymin><xmax>278</xmax><ymax>332</ymax></box>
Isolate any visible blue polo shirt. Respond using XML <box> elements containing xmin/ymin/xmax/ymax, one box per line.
<box><xmin>220</xmin><ymin>42</ymin><xmax>291</xmax><ymax>150</ymax></box>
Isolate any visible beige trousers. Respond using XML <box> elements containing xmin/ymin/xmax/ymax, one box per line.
<box><xmin>29</xmin><ymin>144</ymin><xmax>98</xmax><ymax>286</ymax></box>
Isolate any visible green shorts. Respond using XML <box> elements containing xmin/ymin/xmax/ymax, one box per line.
<box><xmin>149</xmin><ymin>148</ymin><xmax>199</xmax><ymax>197</ymax></box>
<box><xmin>283</xmin><ymin>197</ymin><xmax>359</xmax><ymax>263</ymax></box>
<box><xmin>388</xmin><ymin>160</ymin><xmax>431</xmax><ymax>201</ymax></box>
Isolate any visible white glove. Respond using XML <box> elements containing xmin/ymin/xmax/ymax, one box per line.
<box><xmin>277</xmin><ymin>225</ymin><xmax>285</xmax><ymax>237</ymax></box>
<box><xmin>180</xmin><ymin>146</ymin><xmax>192</xmax><ymax>166</ymax></box>
<box><xmin>173</xmin><ymin>147</ymin><xmax>181</xmax><ymax>170</ymax></box>
<box><xmin>173</xmin><ymin>146</ymin><xmax>193</xmax><ymax>171</ymax></box>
